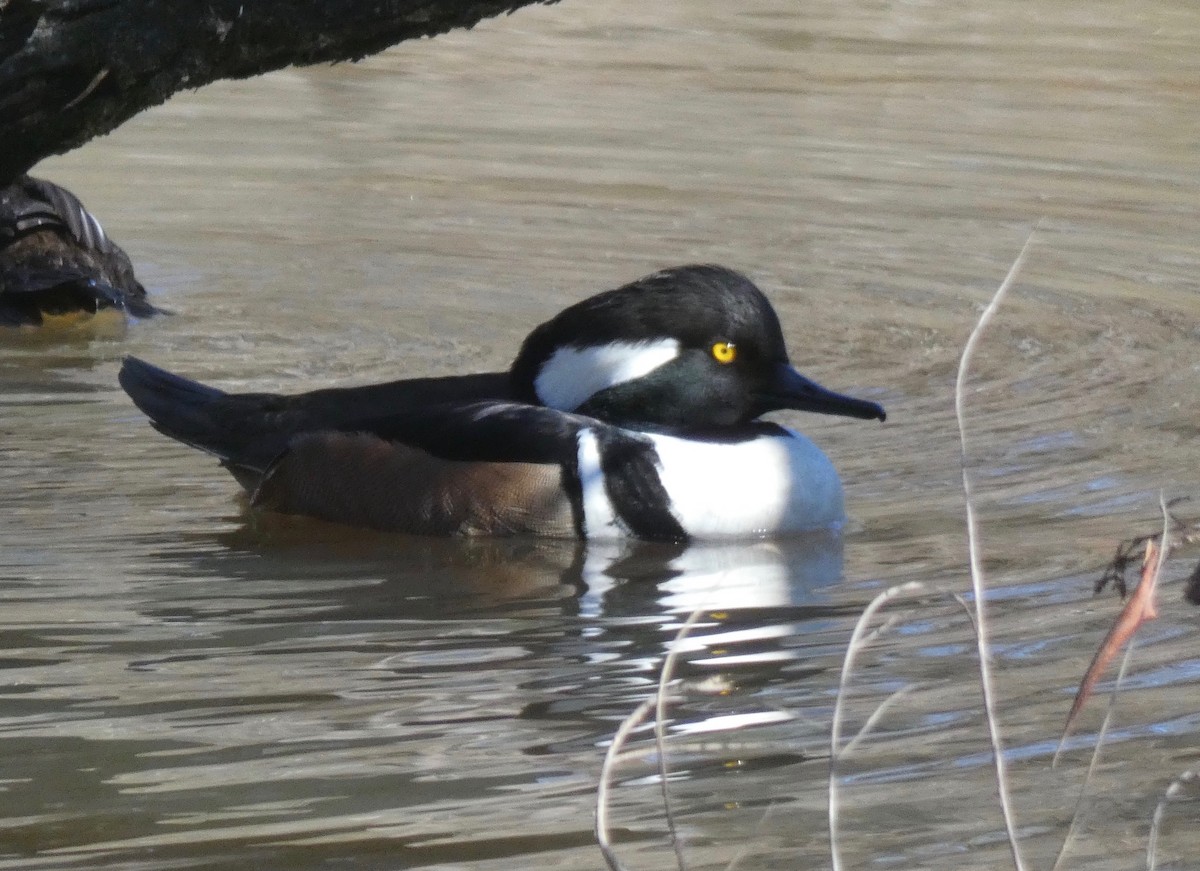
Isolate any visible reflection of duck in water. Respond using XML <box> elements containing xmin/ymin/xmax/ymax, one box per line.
<box><xmin>120</xmin><ymin>265</ymin><xmax>885</xmax><ymax>539</ymax></box>
<box><xmin>0</xmin><ymin>175</ymin><xmax>158</xmax><ymax>327</ymax></box>
<box><xmin>583</xmin><ymin>534</ymin><xmax>845</xmax><ymax>615</ymax></box>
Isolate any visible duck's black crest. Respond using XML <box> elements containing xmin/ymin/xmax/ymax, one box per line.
<box><xmin>510</xmin><ymin>264</ymin><xmax>785</xmax><ymax>401</ymax></box>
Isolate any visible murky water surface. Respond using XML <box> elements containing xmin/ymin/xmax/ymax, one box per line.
<box><xmin>4</xmin><ymin>1</ymin><xmax>1200</xmax><ymax>868</ymax></box>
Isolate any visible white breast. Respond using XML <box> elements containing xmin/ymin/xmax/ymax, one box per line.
<box><xmin>577</xmin><ymin>427</ymin><xmax>845</xmax><ymax>540</ymax></box>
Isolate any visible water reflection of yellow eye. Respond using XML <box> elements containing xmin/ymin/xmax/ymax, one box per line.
<box><xmin>711</xmin><ymin>341</ymin><xmax>737</xmax><ymax>364</ymax></box>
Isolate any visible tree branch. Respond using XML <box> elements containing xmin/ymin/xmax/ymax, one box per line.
<box><xmin>0</xmin><ymin>0</ymin><xmax>559</xmax><ymax>183</ymax></box>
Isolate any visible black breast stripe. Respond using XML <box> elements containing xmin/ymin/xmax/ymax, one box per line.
<box><xmin>594</xmin><ymin>429</ymin><xmax>688</xmax><ymax>543</ymax></box>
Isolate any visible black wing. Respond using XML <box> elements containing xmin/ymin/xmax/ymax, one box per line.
<box><xmin>119</xmin><ymin>356</ymin><xmax>517</xmax><ymax>472</ymax></box>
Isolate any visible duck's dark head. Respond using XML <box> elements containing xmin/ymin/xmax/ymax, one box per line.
<box><xmin>509</xmin><ymin>264</ymin><xmax>885</xmax><ymax>430</ymax></box>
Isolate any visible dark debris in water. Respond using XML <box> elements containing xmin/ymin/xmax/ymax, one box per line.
<box><xmin>1095</xmin><ymin>498</ymin><xmax>1200</xmax><ymax>604</ymax></box>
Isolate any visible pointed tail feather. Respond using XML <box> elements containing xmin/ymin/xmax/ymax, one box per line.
<box><xmin>119</xmin><ymin>357</ymin><xmax>239</xmax><ymax>460</ymax></box>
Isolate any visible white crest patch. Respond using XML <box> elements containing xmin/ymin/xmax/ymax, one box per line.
<box><xmin>534</xmin><ymin>339</ymin><xmax>680</xmax><ymax>411</ymax></box>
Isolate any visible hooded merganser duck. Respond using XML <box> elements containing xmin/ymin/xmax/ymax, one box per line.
<box><xmin>119</xmin><ymin>265</ymin><xmax>885</xmax><ymax>541</ymax></box>
<box><xmin>0</xmin><ymin>175</ymin><xmax>158</xmax><ymax>327</ymax></box>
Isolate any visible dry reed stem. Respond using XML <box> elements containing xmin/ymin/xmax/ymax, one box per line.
<box><xmin>828</xmin><ymin>580</ymin><xmax>923</xmax><ymax>871</ymax></box>
<box><xmin>829</xmin><ymin>585</ymin><xmax>977</xmax><ymax>871</ymax></box>
<box><xmin>953</xmin><ymin>227</ymin><xmax>1039</xmax><ymax>871</ymax></box>
<box><xmin>1060</xmin><ymin>531</ymin><xmax>1163</xmax><ymax>748</ymax></box>
<box><xmin>1051</xmin><ymin>641</ymin><xmax>1139</xmax><ymax>871</ymax></box>
<box><xmin>1148</xmin><ymin>768</ymin><xmax>1199</xmax><ymax>870</ymax></box>
<box><xmin>836</xmin><ymin>685</ymin><xmax>916</xmax><ymax>758</ymax></box>
<box><xmin>597</xmin><ymin>696</ymin><xmax>657</xmax><ymax>871</ymax></box>
<box><xmin>596</xmin><ymin>607</ymin><xmax>707</xmax><ymax>871</ymax></box>
<box><xmin>1052</xmin><ymin>495</ymin><xmax>1170</xmax><ymax>871</ymax></box>
<box><xmin>655</xmin><ymin>608</ymin><xmax>705</xmax><ymax>871</ymax></box>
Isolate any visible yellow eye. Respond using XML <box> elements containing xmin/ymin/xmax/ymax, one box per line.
<box><xmin>711</xmin><ymin>341</ymin><xmax>737</xmax><ymax>364</ymax></box>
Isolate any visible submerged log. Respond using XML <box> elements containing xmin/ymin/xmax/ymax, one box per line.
<box><xmin>0</xmin><ymin>0</ymin><xmax>558</xmax><ymax>184</ymax></box>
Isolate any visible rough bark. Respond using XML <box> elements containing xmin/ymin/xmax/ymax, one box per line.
<box><xmin>0</xmin><ymin>0</ymin><xmax>558</xmax><ymax>184</ymax></box>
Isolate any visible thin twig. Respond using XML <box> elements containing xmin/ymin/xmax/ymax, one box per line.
<box><xmin>1052</xmin><ymin>642</ymin><xmax>1139</xmax><ymax>871</ymax></box>
<box><xmin>838</xmin><ymin>685</ymin><xmax>916</xmax><ymax>757</ymax></box>
<box><xmin>829</xmin><ymin>584</ymin><xmax>979</xmax><ymax>871</ymax></box>
<box><xmin>1148</xmin><ymin>769</ymin><xmax>1199</xmax><ymax>870</ymax></box>
<box><xmin>1053</xmin><ymin>494</ymin><xmax>1170</xmax><ymax>871</ymax></box>
<box><xmin>829</xmin><ymin>580</ymin><xmax>924</xmax><ymax>871</ymax></box>
<box><xmin>597</xmin><ymin>697</ymin><xmax>658</xmax><ymax>871</ymax></box>
<box><xmin>597</xmin><ymin>606</ymin><xmax>709</xmax><ymax>871</ymax></box>
<box><xmin>656</xmin><ymin>608</ymin><xmax>706</xmax><ymax>871</ymax></box>
<box><xmin>954</xmin><ymin>226</ymin><xmax>1040</xmax><ymax>871</ymax></box>
<box><xmin>1058</xmin><ymin>527</ymin><xmax>1165</xmax><ymax>758</ymax></box>
<box><xmin>63</xmin><ymin>68</ymin><xmax>110</xmax><ymax>110</ymax></box>
<box><xmin>1095</xmin><ymin>498</ymin><xmax>1195</xmax><ymax>598</ymax></box>
<box><xmin>723</xmin><ymin>800</ymin><xmax>778</xmax><ymax>871</ymax></box>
